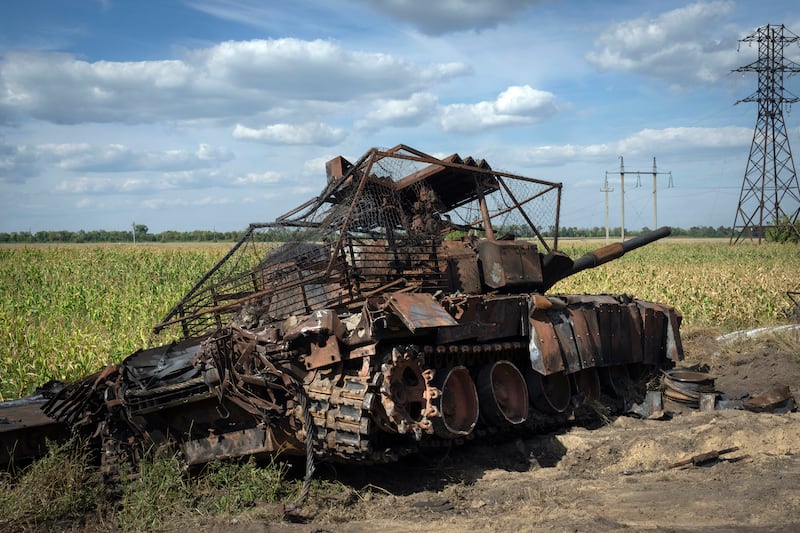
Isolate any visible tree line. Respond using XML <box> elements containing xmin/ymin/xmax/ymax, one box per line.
<box><xmin>0</xmin><ymin>224</ymin><xmax>745</xmax><ymax>243</ymax></box>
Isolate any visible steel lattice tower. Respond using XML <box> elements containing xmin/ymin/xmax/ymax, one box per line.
<box><xmin>730</xmin><ymin>24</ymin><xmax>800</xmax><ymax>244</ymax></box>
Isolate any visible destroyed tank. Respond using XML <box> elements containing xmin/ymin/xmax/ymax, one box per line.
<box><xmin>3</xmin><ymin>144</ymin><xmax>683</xmax><ymax>472</ymax></box>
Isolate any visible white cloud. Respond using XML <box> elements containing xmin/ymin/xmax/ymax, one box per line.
<box><xmin>233</xmin><ymin>171</ymin><xmax>283</xmax><ymax>185</ymax></box>
<box><xmin>586</xmin><ymin>1</ymin><xmax>741</xmax><ymax>84</ymax></box>
<box><xmin>0</xmin><ymin>40</ymin><xmax>470</xmax><ymax>125</ymax></box>
<box><xmin>439</xmin><ymin>85</ymin><xmax>558</xmax><ymax>133</ymax></box>
<box><xmin>361</xmin><ymin>0</ymin><xmax>543</xmax><ymax>35</ymax></box>
<box><xmin>0</xmin><ymin>140</ymin><xmax>39</xmax><ymax>182</ymax></box>
<box><xmin>57</xmin><ymin>176</ymin><xmax>151</xmax><ymax>193</ymax></box>
<box><xmin>142</xmin><ymin>196</ymin><xmax>237</xmax><ymax>209</ymax></box>
<box><xmin>1</xmin><ymin>142</ymin><xmax>233</xmax><ymax>180</ymax></box>
<box><xmin>358</xmin><ymin>92</ymin><xmax>438</xmax><ymax>129</ymax></box>
<box><xmin>303</xmin><ymin>155</ymin><xmax>338</xmax><ymax>175</ymax></box>
<box><xmin>232</xmin><ymin>122</ymin><xmax>346</xmax><ymax>145</ymax></box>
<box><xmin>516</xmin><ymin>126</ymin><xmax>751</xmax><ymax>166</ymax></box>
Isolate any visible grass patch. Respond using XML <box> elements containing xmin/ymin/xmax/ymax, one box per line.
<box><xmin>116</xmin><ymin>450</ymin><xmax>290</xmax><ymax>532</ymax></box>
<box><xmin>0</xmin><ymin>439</ymin><xmax>292</xmax><ymax>532</ymax></box>
<box><xmin>0</xmin><ymin>437</ymin><xmax>100</xmax><ymax>530</ymax></box>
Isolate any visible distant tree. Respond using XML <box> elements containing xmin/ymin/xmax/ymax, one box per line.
<box><xmin>766</xmin><ymin>216</ymin><xmax>800</xmax><ymax>243</ymax></box>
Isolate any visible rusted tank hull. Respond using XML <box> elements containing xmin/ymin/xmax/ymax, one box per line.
<box><xmin>3</xmin><ymin>145</ymin><xmax>682</xmax><ymax>472</ymax></box>
<box><xmin>16</xmin><ymin>292</ymin><xmax>679</xmax><ymax>469</ymax></box>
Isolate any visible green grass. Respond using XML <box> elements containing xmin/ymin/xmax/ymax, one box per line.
<box><xmin>0</xmin><ymin>439</ymin><xmax>291</xmax><ymax>532</ymax></box>
<box><xmin>0</xmin><ymin>437</ymin><xmax>101</xmax><ymax>530</ymax></box>
<box><xmin>116</xmin><ymin>452</ymin><xmax>290</xmax><ymax>532</ymax></box>
<box><xmin>0</xmin><ymin>244</ymin><xmax>225</xmax><ymax>399</ymax></box>
<box><xmin>551</xmin><ymin>240</ymin><xmax>800</xmax><ymax>330</ymax></box>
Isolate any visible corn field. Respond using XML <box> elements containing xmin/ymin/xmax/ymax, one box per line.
<box><xmin>1</xmin><ymin>240</ymin><xmax>798</xmax><ymax>400</ymax></box>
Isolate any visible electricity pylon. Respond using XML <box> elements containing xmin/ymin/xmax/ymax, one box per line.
<box><xmin>731</xmin><ymin>24</ymin><xmax>800</xmax><ymax>244</ymax></box>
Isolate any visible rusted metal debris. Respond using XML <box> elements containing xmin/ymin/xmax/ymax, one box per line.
<box><xmin>743</xmin><ymin>385</ymin><xmax>795</xmax><ymax>413</ymax></box>
<box><xmin>2</xmin><ymin>144</ymin><xmax>685</xmax><ymax>477</ymax></box>
<box><xmin>668</xmin><ymin>446</ymin><xmax>745</xmax><ymax>469</ymax></box>
<box><xmin>628</xmin><ymin>368</ymin><xmax>796</xmax><ymax>418</ymax></box>
<box><xmin>663</xmin><ymin>369</ymin><xmax>716</xmax><ymax>408</ymax></box>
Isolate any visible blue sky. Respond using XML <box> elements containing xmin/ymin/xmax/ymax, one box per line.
<box><xmin>1</xmin><ymin>0</ymin><xmax>799</xmax><ymax>234</ymax></box>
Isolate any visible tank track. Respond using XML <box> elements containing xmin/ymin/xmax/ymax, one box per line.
<box><xmin>300</xmin><ymin>340</ymin><xmax>649</xmax><ymax>464</ymax></box>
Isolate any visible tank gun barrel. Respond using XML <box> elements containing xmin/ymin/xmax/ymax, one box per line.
<box><xmin>569</xmin><ymin>226</ymin><xmax>671</xmax><ymax>277</ymax></box>
<box><xmin>542</xmin><ymin>227</ymin><xmax>671</xmax><ymax>291</ymax></box>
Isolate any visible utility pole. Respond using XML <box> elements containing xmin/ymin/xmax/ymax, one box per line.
<box><xmin>132</xmin><ymin>221</ymin><xmax>136</xmax><ymax>245</ymax></box>
<box><xmin>652</xmin><ymin>158</ymin><xmax>658</xmax><ymax>230</ymax></box>
<box><xmin>606</xmin><ymin>156</ymin><xmax>672</xmax><ymax>240</ymax></box>
<box><xmin>620</xmin><ymin>156</ymin><xmax>626</xmax><ymax>240</ymax></box>
<box><xmin>651</xmin><ymin>157</ymin><xmax>673</xmax><ymax>229</ymax></box>
<box><xmin>601</xmin><ymin>172</ymin><xmax>614</xmax><ymax>243</ymax></box>
<box><xmin>731</xmin><ymin>24</ymin><xmax>800</xmax><ymax>244</ymax></box>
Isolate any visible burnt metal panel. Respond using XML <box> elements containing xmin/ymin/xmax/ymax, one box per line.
<box><xmin>642</xmin><ymin>302</ymin><xmax>684</xmax><ymax>363</ymax></box>
<box><xmin>476</xmin><ymin>296</ymin><xmax>526</xmax><ymax>342</ymax></box>
<box><xmin>304</xmin><ymin>340</ymin><xmax>343</xmax><ymax>370</ymax></box>
<box><xmin>568</xmin><ymin>307</ymin><xmax>600</xmax><ymax>369</ymax></box>
<box><xmin>442</xmin><ymin>241</ymin><xmax>481</xmax><ymax>293</ymax></box>
<box><xmin>665</xmin><ymin>306</ymin><xmax>685</xmax><ymax>362</ymax></box>
<box><xmin>596</xmin><ymin>303</ymin><xmax>614</xmax><ymax>365</ymax></box>
<box><xmin>564</xmin><ymin>294</ymin><xmax>619</xmax><ymax>306</ymax></box>
<box><xmin>610</xmin><ymin>303</ymin><xmax>628</xmax><ymax>364</ymax></box>
<box><xmin>0</xmin><ymin>398</ymin><xmax>68</xmax><ymax>467</ymax></box>
<box><xmin>182</xmin><ymin>426</ymin><xmax>275</xmax><ymax>465</ymax></box>
<box><xmin>639</xmin><ymin>302</ymin><xmax>667</xmax><ymax>364</ymax></box>
<box><xmin>551</xmin><ymin>311</ymin><xmax>581</xmax><ymax>374</ymax></box>
<box><xmin>477</xmin><ymin>240</ymin><xmax>543</xmax><ymax>290</ymax></box>
<box><xmin>386</xmin><ymin>293</ymin><xmax>458</xmax><ymax>332</ymax></box>
<box><xmin>626</xmin><ymin>303</ymin><xmax>644</xmax><ymax>364</ymax></box>
<box><xmin>529</xmin><ymin>310</ymin><xmax>565</xmax><ymax>375</ymax></box>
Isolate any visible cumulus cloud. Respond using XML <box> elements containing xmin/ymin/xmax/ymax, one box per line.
<box><xmin>439</xmin><ymin>85</ymin><xmax>558</xmax><ymax>133</ymax></box>
<box><xmin>57</xmin><ymin>176</ymin><xmax>150</xmax><ymax>194</ymax></box>
<box><xmin>48</xmin><ymin>143</ymin><xmax>232</xmax><ymax>172</ymax></box>
<box><xmin>361</xmin><ymin>0</ymin><xmax>543</xmax><ymax>35</ymax></box>
<box><xmin>586</xmin><ymin>1</ymin><xmax>741</xmax><ymax>84</ymax></box>
<box><xmin>54</xmin><ymin>165</ymin><xmax>285</xmax><ymax>196</ymax></box>
<box><xmin>0</xmin><ymin>140</ymin><xmax>40</xmax><ymax>182</ymax></box>
<box><xmin>141</xmin><ymin>196</ymin><xmax>237</xmax><ymax>210</ymax></box>
<box><xmin>357</xmin><ymin>92</ymin><xmax>438</xmax><ymax>130</ymax></box>
<box><xmin>233</xmin><ymin>171</ymin><xmax>283</xmax><ymax>185</ymax></box>
<box><xmin>517</xmin><ymin>126</ymin><xmax>752</xmax><ymax>166</ymax></box>
<box><xmin>232</xmin><ymin>122</ymin><xmax>346</xmax><ymax>145</ymax></box>
<box><xmin>0</xmin><ymin>39</ymin><xmax>470</xmax><ymax>125</ymax></box>
<box><xmin>1</xmin><ymin>142</ymin><xmax>233</xmax><ymax>183</ymax></box>
<box><xmin>303</xmin><ymin>155</ymin><xmax>338</xmax><ymax>175</ymax></box>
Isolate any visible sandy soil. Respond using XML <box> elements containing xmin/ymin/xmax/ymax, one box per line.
<box><xmin>187</xmin><ymin>326</ymin><xmax>800</xmax><ymax>533</ymax></box>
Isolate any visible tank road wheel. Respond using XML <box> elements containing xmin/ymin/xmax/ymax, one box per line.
<box><xmin>477</xmin><ymin>360</ymin><xmax>529</xmax><ymax>426</ymax></box>
<box><xmin>380</xmin><ymin>349</ymin><xmax>435</xmax><ymax>438</ymax></box>
<box><xmin>572</xmin><ymin>368</ymin><xmax>601</xmax><ymax>403</ymax></box>
<box><xmin>525</xmin><ymin>368</ymin><xmax>571</xmax><ymax>414</ymax></box>
<box><xmin>600</xmin><ymin>365</ymin><xmax>633</xmax><ymax>398</ymax></box>
<box><xmin>430</xmin><ymin>366</ymin><xmax>479</xmax><ymax>439</ymax></box>
<box><xmin>628</xmin><ymin>363</ymin><xmax>657</xmax><ymax>383</ymax></box>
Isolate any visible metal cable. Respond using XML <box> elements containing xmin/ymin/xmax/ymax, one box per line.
<box><xmin>294</xmin><ymin>386</ymin><xmax>316</xmax><ymax>508</ymax></box>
